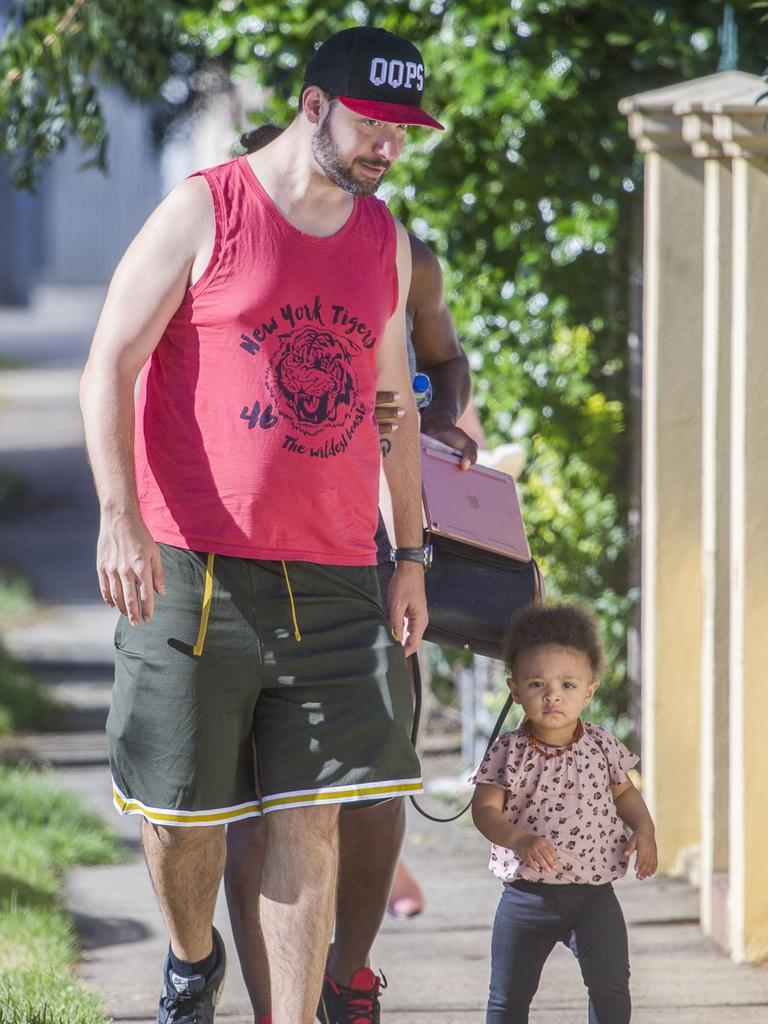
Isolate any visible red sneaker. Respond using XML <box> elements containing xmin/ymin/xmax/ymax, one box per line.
<box><xmin>317</xmin><ymin>968</ymin><xmax>386</xmax><ymax>1023</ymax></box>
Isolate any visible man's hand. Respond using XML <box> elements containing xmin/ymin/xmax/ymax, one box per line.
<box><xmin>420</xmin><ymin>409</ymin><xmax>478</xmax><ymax>470</ymax></box>
<box><xmin>625</xmin><ymin>828</ymin><xmax>658</xmax><ymax>880</ymax></box>
<box><xmin>375</xmin><ymin>390</ymin><xmax>404</xmax><ymax>435</ymax></box>
<box><xmin>386</xmin><ymin>562</ymin><xmax>428</xmax><ymax>656</ymax></box>
<box><xmin>97</xmin><ymin>514</ymin><xmax>165</xmax><ymax>625</ymax></box>
<box><xmin>512</xmin><ymin>833</ymin><xmax>558</xmax><ymax>873</ymax></box>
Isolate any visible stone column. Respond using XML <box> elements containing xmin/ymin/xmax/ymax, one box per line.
<box><xmin>726</xmin><ymin>152</ymin><xmax>768</xmax><ymax>964</ymax></box>
<box><xmin>622</xmin><ymin>71</ymin><xmax>768</xmax><ymax>963</ymax></box>
<box><xmin>681</xmin><ymin>104</ymin><xmax>733</xmax><ymax>943</ymax></box>
<box><xmin>699</xmin><ymin>153</ymin><xmax>731</xmax><ymax>942</ymax></box>
<box><xmin>688</xmin><ymin>82</ymin><xmax>768</xmax><ymax>963</ymax></box>
<box><xmin>621</xmin><ymin>82</ymin><xmax>708</xmax><ymax>876</ymax></box>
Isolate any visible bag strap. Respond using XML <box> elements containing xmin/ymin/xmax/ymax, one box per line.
<box><xmin>408</xmin><ymin>654</ymin><xmax>515</xmax><ymax>823</ymax></box>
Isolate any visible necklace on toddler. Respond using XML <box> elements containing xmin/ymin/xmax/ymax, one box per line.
<box><xmin>523</xmin><ymin>718</ymin><xmax>584</xmax><ymax>759</ymax></box>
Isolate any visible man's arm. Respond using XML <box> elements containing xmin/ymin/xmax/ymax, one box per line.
<box><xmin>376</xmin><ymin>220</ymin><xmax>427</xmax><ymax>656</ymax></box>
<box><xmin>79</xmin><ymin>176</ymin><xmax>214</xmax><ymax>626</ymax></box>
<box><xmin>376</xmin><ymin>234</ymin><xmax>478</xmax><ymax>469</ymax></box>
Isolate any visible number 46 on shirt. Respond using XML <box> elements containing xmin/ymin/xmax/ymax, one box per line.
<box><xmin>240</xmin><ymin>401</ymin><xmax>278</xmax><ymax>431</ymax></box>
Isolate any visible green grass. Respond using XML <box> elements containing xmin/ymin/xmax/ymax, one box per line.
<box><xmin>0</xmin><ymin>468</ymin><xmax>36</xmax><ymax>634</ymax></box>
<box><xmin>0</xmin><ymin>574</ymin><xmax>36</xmax><ymax>622</ymax></box>
<box><xmin>0</xmin><ymin>462</ymin><xmax>122</xmax><ymax>1022</ymax></box>
<box><xmin>0</xmin><ymin>973</ymin><xmax>108</xmax><ymax>1024</ymax></box>
<box><xmin>0</xmin><ymin>567</ymin><xmax>51</xmax><ymax>735</ymax></box>
<box><xmin>0</xmin><ymin>767</ymin><xmax>122</xmax><ymax>873</ymax></box>
<box><xmin>0</xmin><ymin>647</ymin><xmax>51</xmax><ymax>736</ymax></box>
<box><xmin>0</xmin><ymin>766</ymin><xmax>124</xmax><ymax>1023</ymax></box>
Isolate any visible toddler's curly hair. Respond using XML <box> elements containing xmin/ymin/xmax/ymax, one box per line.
<box><xmin>503</xmin><ymin>603</ymin><xmax>605</xmax><ymax>679</ymax></box>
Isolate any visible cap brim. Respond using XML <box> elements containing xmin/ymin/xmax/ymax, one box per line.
<box><xmin>339</xmin><ymin>96</ymin><xmax>444</xmax><ymax>131</ymax></box>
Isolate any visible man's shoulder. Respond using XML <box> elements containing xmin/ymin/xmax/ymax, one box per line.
<box><xmin>189</xmin><ymin>155</ymin><xmax>242</xmax><ymax>180</ymax></box>
<box><xmin>142</xmin><ymin>175</ymin><xmax>217</xmax><ymax>260</ymax></box>
<box><xmin>170</xmin><ymin>173</ymin><xmax>213</xmax><ymax>207</ymax></box>
<box><xmin>358</xmin><ymin>193</ymin><xmax>397</xmax><ymax>227</ymax></box>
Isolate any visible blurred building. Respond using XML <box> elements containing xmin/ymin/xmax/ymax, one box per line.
<box><xmin>0</xmin><ymin>89</ymin><xmax>163</xmax><ymax>303</ymax></box>
<box><xmin>0</xmin><ymin>78</ymin><xmax>248</xmax><ymax>305</ymax></box>
<box><xmin>620</xmin><ymin>70</ymin><xmax>768</xmax><ymax>964</ymax></box>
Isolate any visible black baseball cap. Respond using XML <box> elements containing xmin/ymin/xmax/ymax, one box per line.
<box><xmin>303</xmin><ymin>26</ymin><xmax>444</xmax><ymax>131</ymax></box>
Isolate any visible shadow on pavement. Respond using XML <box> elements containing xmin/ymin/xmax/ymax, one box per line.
<box><xmin>73</xmin><ymin>911</ymin><xmax>152</xmax><ymax>951</ymax></box>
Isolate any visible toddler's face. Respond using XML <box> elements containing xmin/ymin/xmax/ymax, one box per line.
<box><xmin>509</xmin><ymin>644</ymin><xmax>598</xmax><ymax>741</ymax></box>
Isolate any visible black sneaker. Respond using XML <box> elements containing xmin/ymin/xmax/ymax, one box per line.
<box><xmin>317</xmin><ymin>968</ymin><xmax>385</xmax><ymax>1024</ymax></box>
<box><xmin>157</xmin><ymin>927</ymin><xmax>227</xmax><ymax>1023</ymax></box>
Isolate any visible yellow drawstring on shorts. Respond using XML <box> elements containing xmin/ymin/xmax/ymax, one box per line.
<box><xmin>281</xmin><ymin>560</ymin><xmax>302</xmax><ymax>642</ymax></box>
<box><xmin>193</xmin><ymin>553</ymin><xmax>216</xmax><ymax>656</ymax></box>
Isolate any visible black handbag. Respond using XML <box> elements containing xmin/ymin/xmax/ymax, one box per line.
<box><xmin>423</xmin><ymin>536</ymin><xmax>544</xmax><ymax>660</ymax></box>
<box><xmin>419</xmin><ymin>435</ymin><xmax>544</xmax><ymax>661</ymax></box>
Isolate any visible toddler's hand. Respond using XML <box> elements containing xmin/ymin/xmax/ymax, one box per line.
<box><xmin>513</xmin><ymin>833</ymin><xmax>557</xmax><ymax>873</ymax></box>
<box><xmin>626</xmin><ymin>828</ymin><xmax>657</xmax><ymax>880</ymax></box>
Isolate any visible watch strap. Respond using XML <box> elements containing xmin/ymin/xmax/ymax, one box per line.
<box><xmin>390</xmin><ymin>545</ymin><xmax>433</xmax><ymax>569</ymax></box>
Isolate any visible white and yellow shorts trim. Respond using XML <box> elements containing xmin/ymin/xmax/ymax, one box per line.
<box><xmin>112</xmin><ymin>776</ymin><xmax>423</xmax><ymax>826</ymax></box>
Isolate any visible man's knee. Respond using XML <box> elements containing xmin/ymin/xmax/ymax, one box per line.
<box><xmin>266</xmin><ymin>803</ymin><xmax>340</xmax><ymax>846</ymax></box>
<box><xmin>143</xmin><ymin>819</ymin><xmax>225</xmax><ymax>850</ymax></box>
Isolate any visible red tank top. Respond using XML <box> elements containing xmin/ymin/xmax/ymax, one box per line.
<box><xmin>134</xmin><ymin>156</ymin><xmax>397</xmax><ymax>564</ymax></box>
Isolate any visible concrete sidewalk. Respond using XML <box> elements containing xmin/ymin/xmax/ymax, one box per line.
<box><xmin>1</xmin><ymin>290</ymin><xmax>767</xmax><ymax>1023</ymax></box>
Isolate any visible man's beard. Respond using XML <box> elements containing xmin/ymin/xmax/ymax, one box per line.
<box><xmin>312</xmin><ymin>110</ymin><xmax>389</xmax><ymax>197</ymax></box>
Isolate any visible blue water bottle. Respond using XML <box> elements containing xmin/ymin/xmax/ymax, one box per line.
<box><xmin>412</xmin><ymin>372</ymin><xmax>433</xmax><ymax>410</ymax></box>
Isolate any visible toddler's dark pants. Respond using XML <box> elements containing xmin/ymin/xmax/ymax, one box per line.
<box><xmin>487</xmin><ymin>879</ymin><xmax>631</xmax><ymax>1024</ymax></box>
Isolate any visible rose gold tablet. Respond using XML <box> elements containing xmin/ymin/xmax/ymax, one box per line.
<box><xmin>420</xmin><ymin>435</ymin><xmax>531</xmax><ymax>562</ymax></box>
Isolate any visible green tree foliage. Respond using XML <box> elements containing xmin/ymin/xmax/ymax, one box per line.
<box><xmin>0</xmin><ymin>0</ymin><xmax>210</xmax><ymax>188</ymax></box>
<box><xmin>2</xmin><ymin>1</ymin><xmax>766</xmax><ymax>728</ymax></box>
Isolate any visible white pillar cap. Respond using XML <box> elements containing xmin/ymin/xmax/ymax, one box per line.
<box><xmin>619</xmin><ymin>71</ymin><xmax>768</xmax><ymax>158</ymax></box>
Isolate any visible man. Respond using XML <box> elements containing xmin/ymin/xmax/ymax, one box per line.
<box><xmin>223</xmin><ymin>161</ymin><xmax>479</xmax><ymax>1019</ymax></box>
<box><xmin>79</xmin><ymin>26</ymin><xmax>443</xmax><ymax>1024</ymax></box>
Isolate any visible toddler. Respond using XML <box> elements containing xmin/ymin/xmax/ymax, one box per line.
<box><xmin>471</xmin><ymin>604</ymin><xmax>657</xmax><ymax>1024</ymax></box>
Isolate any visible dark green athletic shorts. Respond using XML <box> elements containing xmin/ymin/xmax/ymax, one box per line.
<box><xmin>107</xmin><ymin>543</ymin><xmax>421</xmax><ymax>827</ymax></box>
